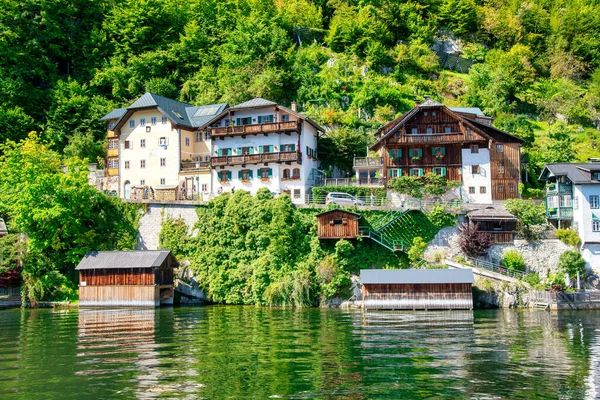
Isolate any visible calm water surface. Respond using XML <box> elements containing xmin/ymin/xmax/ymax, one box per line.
<box><xmin>0</xmin><ymin>306</ymin><xmax>599</xmax><ymax>399</ymax></box>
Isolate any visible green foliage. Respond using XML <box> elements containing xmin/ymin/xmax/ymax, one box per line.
<box><xmin>504</xmin><ymin>198</ymin><xmax>547</xmax><ymax>240</ymax></box>
<box><xmin>159</xmin><ymin>216</ymin><xmax>191</xmax><ymax>259</ymax></box>
<box><xmin>555</xmin><ymin>229</ymin><xmax>582</xmax><ymax>248</ymax></box>
<box><xmin>500</xmin><ymin>250</ymin><xmax>526</xmax><ymax>272</ymax></box>
<box><xmin>407</xmin><ymin>237</ymin><xmax>427</xmax><ymax>266</ymax></box>
<box><xmin>0</xmin><ymin>234</ymin><xmax>20</xmax><ymax>274</ymax></box>
<box><xmin>318</xmin><ymin>127</ymin><xmax>374</xmax><ymax>174</ymax></box>
<box><xmin>427</xmin><ymin>204</ymin><xmax>456</xmax><ymax>229</ymax></box>
<box><xmin>388</xmin><ymin>173</ymin><xmax>459</xmax><ymax>198</ymax></box>
<box><xmin>311</xmin><ymin>186</ymin><xmax>387</xmax><ymax>200</ymax></box>
<box><xmin>558</xmin><ymin>251</ymin><xmax>586</xmax><ymax>279</ymax></box>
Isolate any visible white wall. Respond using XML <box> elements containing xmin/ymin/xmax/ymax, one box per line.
<box><xmin>119</xmin><ymin>109</ymin><xmax>180</xmax><ymax>197</ymax></box>
<box><xmin>573</xmin><ymin>185</ymin><xmax>600</xmax><ymax>270</ymax></box>
<box><xmin>461</xmin><ymin>148</ymin><xmax>492</xmax><ymax>204</ymax></box>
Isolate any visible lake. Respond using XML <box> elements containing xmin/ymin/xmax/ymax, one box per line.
<box><xmin>1</xmin><ymin>307</ymin><xmax>599</xmax><ymax>399</ymax></box>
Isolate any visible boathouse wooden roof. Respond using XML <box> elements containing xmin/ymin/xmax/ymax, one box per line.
<box><xmin>360</xmin><ymin>268</ymin><xmax>474</xmax><ymax>284</ymax></box>
<box><xmin>75</xmin><ymin>250</ymin><xmax>176</xmax><ymax>270</ymax></box>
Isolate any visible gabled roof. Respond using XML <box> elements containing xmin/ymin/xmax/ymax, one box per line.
<box><xmin>104</xmin><ymin>93</ymin><xmax>228</xmax><ymax>130</ymax></box>
<box><xmin>370</xmin><ymin>99</ymin><xmax>522</xmax><ymax>150</ymax></box>
<box><xmin>75</xmin><ymin>250</ymin><xmax>177</xmax><ymax>270</ymax></box>
<box><xmin>448</xmin><ymin>107</ymin><xmax>486</xmax><ymax>117</ymax></box>
<box><xmin>230</xmin><ymin>97</ymin><xmax>277</xmax><ymax>110</ymax></box>
<box><xmin>360</xmin><ymin>268</ymin><xmax>474</xmax><ymax>284</ymax></box>
<box><xmin>465</xmin><ymin>204</ymin><xmax>517</xmax><ymax>220</ymax></box>
<box><xmin>316</xmin><ymin>209</ymin><xmax>361</xmax><ymax>218</ymax></box>
<box><xmin>539</xmin><ymin>163</ymin><xmax>600</xmax><ymax>184</ymax></box>
<box><xmin>100</xmin><ymin>108</ymin><xmax>127</xmax><ymax>121</ymax></box>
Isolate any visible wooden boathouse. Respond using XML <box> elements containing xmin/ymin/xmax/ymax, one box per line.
<box><xmin>76</xmin><ymin>250</ymin><xmax>177</xmax><ymax>307</ymax></box>
<box><xmin>316</xmin><ymin>209</ymin><xmax>361</xmax><ymax>239</ymax></box>
<box><xmin>361</xmin><ymin>269</ymin><xmax>474</xmax><ymax>310</ymax></box>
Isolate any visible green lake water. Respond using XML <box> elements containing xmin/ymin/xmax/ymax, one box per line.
<box><xmin>1</xmin><ymin>307</ymin><xmax>599</xmax><ymax>399</ymax></box>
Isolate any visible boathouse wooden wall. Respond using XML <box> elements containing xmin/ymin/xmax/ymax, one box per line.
<box><xmin>79</xmin><ymin>286</ymin><xmax>160</xmax><ymax>307</ymax></box>
<box><xmin>317</xmin><ymin>210</ymin><xmax>360</xmax><ymax>239</ymax></box>
<box><xmin>363</xmin><ymin>283</ymin><xmax>473</xmax><ymax>310</ymax></box>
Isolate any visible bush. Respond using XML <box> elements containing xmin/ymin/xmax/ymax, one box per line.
<box><xmin>504</xmin><ymin>198</ymin><xmax>547</xmax><ymax>241</ymax></box>
<box><xmin>558</xmin><ymin>250</ymin><xmax>586</xmax><ymax>279</ymax></box>
<box><xmin>555</xmin><ymin>229</ymin><xmax>581</xmax><ymax>248</ymax></box>
<box><xmin>427</xmin><ymin>203</ymin><xmax>456</xmax><ymax>228</ymax></box>
<box><xmin>458</xmin><ymin>222</ymin><xmax>493</xmax><ymax>257</ymax></box>
<box><xmin>500</xmin><ymin>249</ymin><xmax>526</xmax><ymax>271</ymax></box>
<box><xmin>523</xmin><ymin>273</ymin><xmax>541</xmax><ymax>287</ymax></box>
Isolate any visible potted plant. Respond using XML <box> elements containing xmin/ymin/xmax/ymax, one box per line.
<box><xmin>411</xmin><ymin>156</ymin><xmax>421</xmax><ymax>161</ymax></box>
<box><xmin>435</xmin><ymin>153</ymin><xmax>444</xmax><ymax>160</ymax></box>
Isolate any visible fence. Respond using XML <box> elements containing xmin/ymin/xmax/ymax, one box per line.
<box><xmin>314</xmin><ymin>178</ymin><xmax>385</xmax><ymax>187</ymax></box>
<box><xmin>463</xmin><ymin>256</ymin><xmax>528</xmax><ymax>279</ymax></box>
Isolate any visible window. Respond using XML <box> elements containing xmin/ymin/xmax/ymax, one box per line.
<box><xmin>432</xmin><ymin>111</ymin><xmax>436</xmax><ymax>116</ymax></box>
<box><xmin>160</xmin><ymin>158</ymin><xmax>166</xmax><ymax>167</ymax></box>
<box><xmin>480</xmin><ymin>186</ymin><xmax>486</xmax><ymax>194</ymax></box>
<box><xmin>574</xmin><ymin>196</ymin><xmax>579</xmax><ymax>210</ymax></box>
<box><xmin>236</xmin><ymin>117</ymin><xmax>252</xmax><ymax>125</ymax></box>
<box><xmin>159</xmin><ymin>137</ymin><xmax>167</xmax><ymax>146</ymax></box>
<box><xmin>140</xmin><ymin>160</ymin><xmax>146</xmax><ymax>168</ymax></box>
<box><xmin>140</xmin><ymin>179</ymin><xmax>145</xmax><ymax>186</ymax></box>
<box><xmin>185</xmin><ymin>137</ymin><xmax>190</xmax><ymax>147</ymax></box>
<box><xmin>205</xmin><ymin>132</ymin><xmax>210</xmax><ymax>141</ymax></box>
<box><xmin>498</xmin><ymin>164</ymin><xmax>505</xmax><ymax>174</ymax></box>
<box><xmin>593</xmin><ymin>172</ymin><xmax>600</xmax><ymax>181</ymax></box>
<box><xmin>196</xmin><ymin>132</ymin><xmax>202</xmax><ymax>142</ymax></box>
<box><xmin>509</xmin><ymin>183</ymin><xmax>516</xmax><ymax>193</ymax></box>
<box><xmin>124</xmin><ymin>140</ymin><xmax>131</xmax><ymax>149</ymax></box>
<box><xmin>202</xmin><ymin>184</ymin><xmax>207</xmax><ymax>191</ymax></box>
<box><xmin>259</xmin><ymin>168</ymin><xmax>272</xmax><ymax>179</ymax></box>
<box><xmin>160</xmin><ymin>178</ymin><xmax>166</xmax><ymax>185</ymax></box>
<box><xmin>108</xmin><ymin>159</ymin><xmax>118</xmax><ymax>169</ymax></box>
<box><xmin>498</xmin><ymin>184</ymin><xmax>504</xmax><ymax>193</ymax></box>
<box><xmin>161</xmin><ymin>116</ymin><xmax>168</xmax><ymax>124</ymax></box>
<box><xmin>424</xmin><ymin>111</ymin><xmax>428</xmax><ymax>116</ymax></box>
<box><xmin>108</xmin><ymin>121</ymin><xmax>117</xmax><ymax>130</ymax></box>
<box><xmin>282</xmin><ymin>144</ymin><xmax>296</xmax><ymax>152</ymax></box>
<box><xmin>560</xmin><ymin>195</ymin><xmax>572</xmax><ymax>207</ymax></box>
<box><xmin>108</xmin><ymin>139</ymin><xmax>119</xmax><ymax>149</ymax></box>
<box><xmin>124</xmin><ymin>161</ymin><xmax>130</xmax><ymax>169</ymax></box>
<box><xmin>388</xmin><ymin>149</ymin><xmax>402</xmax><ymax>159</ymax></box>
<box><xmin>293</xmin><ymin>189</ymin><xmax>301</xmax><ymax>199</ymax></box>
<box><xmin>292</xmin><ymin>168</ymin><xmax>300</xmax><ymax>179</ymax></box>
<box><xmin>469</xmin><ymin>187</ymin><xmax>475</xmax><ymax>194</ymax></box>
<box><xmin>593</xmin><ymin>221</ymin><xmax>600</xmax><ymax>232</ymax></box>
<box><xmin>432</xmin><ymin>147</ymin><xmax>445</xmax><ymax>158</ymax></box>
<box><xmin>283</xmin><ymin>168</ymin><xmax>291</xmax><ymax>179</ymax></box>
<box><xmin>260</xmin><ymin>145</ymin><xmax>274</xmax><ymax>153</ymax></box>
<box><xmin>411</xmin><ymin>128</ymin><xmax>418</xmax><ymax>134</ymax></box>
<box><xmin>467</xmin><ymin>128</ymin><xmax>472</xmax><ymax>135</ymax></box>
<box><xmin>410</xmin><ymin>168</ymin><xmax>422</xmax><ymax>176</ymax></box>
<box><xmin>496</xmin><ymin>144</ymin><xmax>504</xmax><ymax>153</ymax></box>
<box><xmin>389</xmin><ymin>169</ymin><xmax>402</xmax><ymax>178</ymax></box>
<box><xmin>591</xmin><ymin>195</ymin><xmax>599</xmax><ymax>209</ymax></box>
<box><xmin>218</xmin><ymin>171</ymin><xmax>231</xmax><ymax>181</ymax></box>
<box><xmin>471</xmin><ymin>165</ymin><xmax>480</xmax><ymax>174</ymax></box>
<box><xmin>409</xmin><ymin>148</ymin><xmax>422</xmax><ymax>158</ymax></box>
<box><xmin>140</xmin><ymin>117</ymin><xmax>146</xmax><ymax>126</ymax></box>
<box><xmin>146</xmin><ymin>126</ymin><xmax>151</xmax><ymax>133</ymax></box>
<box><xmin>129</xmin><ymin>119</ymin><xmax>135</xmax><ymax>128</ymax></box>
<box><xmin>140</xmin><ymin>139</ymin><xmax>146</xmax><ymax>148</ymax></box>
<box><xmin>432</xmin><ymin>167</ymin><xmax>446</xmax><ymax>176</ymax></box>
<box><xmin>218</xmin><ymin>148</ymin><xmax>232</xmax><ymax>156</ymax></box>
<box><xmin>445</xmin><ymin>126</ymin><xmax>451</xmax><ymax>134</ymax></box>
<box><xmin>258</xmin><ymin>115</ymin><xmax>274</xmax><ymax>123</ymax></box>
<box><xmin>151</xmin><ymin>117</ymin><xmax>157</xmax><ymax>126</ymax></box>
<box><xmin>240</xmin><ymin>169</ymin><xmax>252</xmax><ymax>181</ymax></box>
<box><xmin>547</xmin><ymin>196</ymin><xmax>558</xmax><ymax>209</ymax></box>
<box><xmin>426</xmin><ymin>127</ymin><xmax>433</xmax><ymax>134</ymax></box>
<box><xmin>471</xmin><ymin>145</ymin><xmax>479</xmax><ymax>154</ymax></box>
<box><xmin>281</xmin><ymin>114</ymin><xmax>290</xmax><ymax>122</ymax></box>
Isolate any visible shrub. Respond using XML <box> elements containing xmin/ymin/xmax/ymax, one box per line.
<box><xmin>555</xmin><ymin>229</ymin><xmax>581</xmax><ymax>248</ymax></box>
<box><xmin>504</xmin><ymin>198</ymin><xmax>547</xmax><ymax>241</ymax></box>
<box><xmin>427</xmin><ymin>203</ymin><xmax>456</xmax><ymax>228</ymax></box>
<box><xmin>407</xmin><ymin>236</ymin><xmax>427</xmax><ymax>266</ymax></box>
<box><xmin>458</xmin><ymin>222</ymin><xmax>493</xmax><ymax>257</ymax></box>
<box><xmin>558</xmin><ymin>250</ymin><xmax>586</xmax><ymax>279</ymax></box>
<box><xmin>500</xmin><ymin>249</ymin><xmax>526</xmax><ymax>271</ymax></box>
<box><xmin>523</xmin><ymin>273</ymin><xmax>541</xmax><ymax>287</ymax></box>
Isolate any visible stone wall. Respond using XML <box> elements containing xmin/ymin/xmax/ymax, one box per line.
<box><xmin>137</xmin><ymin>203</ymin><xmax>199</xmax><ymax>250</ymax></box>
<box><xmin>485</xmin><ymin>239</ymin><xmax>573</xmax><ymax>276</ymax></box>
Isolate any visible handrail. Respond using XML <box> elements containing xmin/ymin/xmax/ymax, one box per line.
<box><xmin>209</xmin><ymin>121</ymin><xmax>300</xmax><ymax>136</ymax></box>
<box><xmin>464</xmin><ymin>256</ymin><xmax>527</xmax><ymax>279</ymax></box>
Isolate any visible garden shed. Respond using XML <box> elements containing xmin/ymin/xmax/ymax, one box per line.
<box><xmin>465</xmin><ymin>204</ymin><xmax>517</xmax><ymax>244</ymax></box>
<box><xmin>316</xmin><ymin>209</ymin><xmax>361</xmax><ymax>239</ymax></box>
<box><xmin>76</xmin><ymin>250</ymin><xmax>178</xmax><ymax>307</ymax></box>
<box><xmin>361</xmin><ymin>268</ymin><xmax>474</xmax><ymax>310</ymax></box>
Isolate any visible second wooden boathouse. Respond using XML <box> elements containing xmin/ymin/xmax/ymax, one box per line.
<box><xmin>76</xmin><ymin>250</ymin><xmax>177</xmax><ymax>307</ymax></box>
<box><xmin>360</xmin><ymin>269</ymin><xmax>474</xmax><ymax>310</ymax></box>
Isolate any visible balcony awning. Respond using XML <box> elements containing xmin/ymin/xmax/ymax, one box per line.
<box><xmin>593</xmin><ymin>213</ymin><xmax>600</xmax><ymax>222</ymax></box>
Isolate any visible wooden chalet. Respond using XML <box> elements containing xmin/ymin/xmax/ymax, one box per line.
<box><xmin>465</xmin><ymin>204</ymin><xmax>517</xmax><ymax>244</ymax></box>
<box><xmin>358</xmin><ymin>97</ymin><xmax>524</xmax><ymax>202</ymax></box>
<box><xmin>316</xmin><ymin>209</ymin><xmax>361</xmax><ymax>239</ymax></box>
<box><xmin>361</xmin><ymin>269</ymin><xmax>474</xmax><ymax>310</ymax></box>
<box><xmin>76</xmin><ymin>250</ymin><xmax>177</xmax><ymax>307</ymax></box>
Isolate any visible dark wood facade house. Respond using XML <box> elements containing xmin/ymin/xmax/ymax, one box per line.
<box><xmin>361</xmin><ymin>269</ymin><xmax>474</xmax><ymax>310</ymax></box>
<box><xmin>317</xmin><ymin>209</ymin><xmax>361</xmax><ymax>239</ymax></box>
<box><xmin>358</xmin><ymin>97</ymin><xmax>524</xmax><ymax>202</ymax></box>
<box><xmin>465</xmin><ymin>204</ymin><xmax>518</xmax><ymax>244</ymax></box>
<box><xmin>76</xmin><ymin>251</ymin><xmax>177</xmax><ymax>307</ymax></box>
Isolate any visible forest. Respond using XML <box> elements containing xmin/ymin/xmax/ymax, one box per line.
<box><xmin>1</xmin><ymin>0</ymin><xmax>600</xmax><ymax>185</ymax></box>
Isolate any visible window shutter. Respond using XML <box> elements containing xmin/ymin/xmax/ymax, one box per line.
<box><xmin>441</xmin><ymin>167</ymin><xmax>447</xmax><ymax>177</ymax></box>
<box><xmin>249</xmin><ymin>147</ymin><xmax>254</xmax><ymax>155</ymax></box>
<box><xmin>236</xmin><ymin>118</ymin><xmax>241</xmax><ymax>126</ymax></box>
<box><xmin>408</xmin><ymin>149</ymin><xmax>413</xmax><ymax>157</ymax></box>
<box><xmin>290</xmin><ymin>144</ymin><xmax>296</xmax><ymax>151</ymax></box>
<box><xmin>258</xmin><ymin>146</ymin><xmax>263</xmax><ymax>154</ymax></box>
<box><xmin>236</xmin><ymin>147</ymin><xmax>241</xmax><ymax>155</ymax></box>
<box><xmin>398</xmin><ymin>168</ymin><xmax>402</xmax><ymax>176</ymax></box>
<box><xmin>432</xmin><ymin>147</ymin><xmax>436</xmax><ymax>156</ymax></box>
<box><xmin>249</xmin><ymin>170</ymin><xmax>253</xmax><ymax>179</ymax></box>
<box><xmin>257</xmin><ymin>168</ymin><xmax>261</xmax><ymax>178</ymax></box>
<box><xmin>268</xmin><ymin>168</ymin><xmax>273</xmax><ymax>178</ymax></box>
<box><xmin>442</xmin><ymin>147</ymin><xmax>446</xmax><ymax>155</ymax></box>
<box><xmin>258</xmin><ymin>116</ymin><xmax>262</xmax><ymax>123</ymax></box>
<box><xmin>218</xmin><ymin>149</ymin><xmax>222</xmax><ymax>156</ymax></box>
<box><xmin>419</xmin><ymin>168</ymin><xmax>424</xmax><ymax>177</ymax></box>
<box><xmin>389</xmin><ymin>169</ymin><xmax>394</xmax><ymax>178</ymax></box>
<box><xmin>238</xmin><ymin>170</ymin><xmax>242</xmax><ymax>179</ymax></box>
<box><xmin>388</xmin><ymin>149</ymin><xmax>393</xmax><ymax>158</ymax></box>
<box><xmin>418</xmin><ymin>148</ymin><xmax>423</xmax><ymax>157</ymax></box>
<box><xmin>398</xmin><ymin>149</ymin><xmax>402</xmax><ymax>158</ymax></box>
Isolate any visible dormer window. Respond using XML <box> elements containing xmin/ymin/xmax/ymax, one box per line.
<box><xmin>592</xmin><ymin>172</ymin><xmax>600</xmax><ymax>181</ymax></box>
<box><xmin>411</xmin><ymin>128</ymin><xmax>418</xmax><ymax>135</ymax></box>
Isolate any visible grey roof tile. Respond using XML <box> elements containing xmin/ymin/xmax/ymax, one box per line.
<box><xmin>231</xmin><ymin>97</ymin><xmax>277</xmax><ymax>110</ymax></box>
<box><xmin>540</xmin><ymin>163</ymin><xmax>600</xmax><ymax>184</ymax></box>
<box><xmin>449</xmin><ymin>107</ymin><xmax>486</xmax><ymax>117</ymax></box>
<box><xmin>75</xmin><ymin>250</ymin><xmax>175</xmax><ymax>270</ymax></box>
<box><xmin>360</xmin><ymin>268</ymin><xmax>474</xmax><ymax>284</ymax></box>
<box><xmin>100</xmin><ymin>108</ymin><xmax>127</xmax><ymax>121</ymax></box>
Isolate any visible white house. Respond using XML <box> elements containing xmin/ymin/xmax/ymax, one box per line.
<box><xmin>204</xmin><ymin>98</ymin><xmax>323</xmax><ymax>203</ymax></box>
<box><xmin>540</xmin><ymin>162</ymin><xmax>600</xmax><ymax>271</ymax></box>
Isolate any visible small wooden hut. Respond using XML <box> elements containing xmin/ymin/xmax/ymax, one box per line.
<box><xmin>466</xmin><ymin>204</ymin><xmax>517</xmax><ymax>244</ymax></box>
<box><xmin>316</xmin><ymin>209</ymin><xmax>361</xmax><ymax>239</ymax></box>
<box><xmin>76</xmin><ymin>250</ymin><xmax>177</xmax><ymax>307</ymax></box>
<box><xmin>361</xmin><ymin>269</ymin><xmax>474</xmax><ymax>310</ymax></box>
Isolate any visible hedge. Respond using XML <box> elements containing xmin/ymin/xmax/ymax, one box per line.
<box><xmin>311</xmin><ymin>186</ymin><xmax>387</xmax><ymax>199</ymax></box>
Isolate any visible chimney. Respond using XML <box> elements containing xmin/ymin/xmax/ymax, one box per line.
<box><xmin>291</xmin><ymin>101</ymin><xmax>297</xmax><ymax>112</ymax></box>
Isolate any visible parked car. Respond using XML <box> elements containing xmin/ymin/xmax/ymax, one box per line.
<box><xmin>325</xmin><ymin>192</ymin><xmax>365</xmax><ymax>206</ymax></box>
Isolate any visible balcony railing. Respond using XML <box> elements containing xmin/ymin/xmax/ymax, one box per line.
<box><xmin>107</xmin><ymin>148</ymin><xmax>119</xmax><ymax>157</ymax></box>
<box><xmin>546</xmin><ymin>207</ymin><xmax>573</xmax><ymax>219</ymax></box>
<box><xmin>546</xmin><ymin>183</ymin><xmax>572</xmax><ymax>195</ymax></box>
<box><xmin>313</xmin><ymin>178</ymin><xmax>385</xmax><ymax>187</ymax></box>
<box><xmin>211</xmin><ymin>151</ymin><xmax>301</xmax><ymax>167</ymax></box>
<box><xmin>180</xmin><ymin>161</ymin><xmax>211</xmax><ymax>172</ymax></box>
<box><xmin>209</xmin><ymin>121</ymin><xmax>300</xmax><ymax>137</ymax></box>
<box><xmin>354</xmin><ymin>157</ymin><xmax>384</xmax><ymax>168</ymax></box>
<box><xmin>397</xmin><ymin>133</ymin><xmax>479</xmax><ymax>144</ymax></box>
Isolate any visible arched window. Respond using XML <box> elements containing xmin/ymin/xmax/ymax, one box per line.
<box><xmin>283</xmin><ymin>169</ymin><xmax>290</xmax><ymax>179</ymax></box>
<box><xmin>292</xmin><ymin>168</ymin><xmax>300</xmax><ymax>179</ymax></box>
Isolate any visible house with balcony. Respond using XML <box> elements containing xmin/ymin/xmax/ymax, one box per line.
<box><xmin>354</xmin><ymin>97</ymin><xmax>524</xmax><ymax>203</ymax></box>
<box><xmin>100</xmin><ymin>93</ymin><xmax>227</xmax><ymax>200</ymax></box>
<box><xmin>539</xmin><ymin>162</ymin><xmax>600</xmax><ymax>270</ymax></box>
<box><xmin>203</xmin><ymin>98</ymin><xmax>323</xmax><ymax>202</ymax></box>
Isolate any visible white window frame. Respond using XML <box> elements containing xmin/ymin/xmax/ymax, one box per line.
<box><xmin>151</xmin><ymin>117</ymin><xmax>157</xmax><ymax>126</ymax></box>
<box><xmin>160</xmin><ymin>158</ymin><xmax>166</xmax><ymax>167</ymax></box>
<box><xmin>161</xmin><ymin>116</ymin><xmax>168</xmax><ymax>124</ymax></box>
<box><xmin>124</xmin><ymin>161</ymin><xmax>130</xmax><ymax>169</ymax></box>
<box><xmin>160</xmin><ymin>178</ymin><xmax>166</xmax><ymax>185</ymax></box>
<box><xmin>129</xmin><ymin>119</ymin><xmax>135</xmax><ymax>128</ymax></box>
<box><xmin>140</xmin><ymin>117</ymin><xmax>146</xmax><ymax>126</ymax></box>
<box><xmin>140</xmin><ymin>139</ymin><xmax>146</xmax><ymax>148</ymax></box>
<box><xmin>591</xmin><ymin>195</ymin><xmax>599</xmax><ymax>209</ymax></box>
<box><xmin>185</xmin><ymin>137</ymin><xmax>190</xmax><ymax>147</ymax></box>
<box><xmin>140</xmin><ymin>160</ymin><xmax>146</xmax><ymax>169</ymax></box>
<box><xmin>593</xmin><ymin>220</ymin><xmax>600</xmax><ymax>232</ymax></box>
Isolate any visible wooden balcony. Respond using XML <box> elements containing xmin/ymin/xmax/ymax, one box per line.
<box><xmin>209</xmin><ymin>121</ymin><xmax>300</xmax><ymax>137</ymax></box>
<box><xmin>354</xmin><ymin>157</ymin><xmax>383</xmax><ymax>168</ymax></box>
<box><xmin>107</xmin><ymin>130</ymin><xmax>117</xmax><ymax>138</ymax></box>
<box><xmin>211</xmin><ymin>151</ymin><xmax>302</xmax><ymax>167</ymax></box>
<box><xmin>107</xmin><ymin>148</ymin><xmax>119</xmax><ymax>157</ymax></box>
<box><xmin>396</xmin><ymin>133</ymin><xmax>481</xmax><ymax>144</ymax></box>
<box><xmin>107</xmin><ymin>168</ymin><xmax>119</xmax><ymax>177</ymax></box>
<box><xmin>180</xmin><ymin>161</ymin><xmax>211</xmax><ymax>172</ymax></box>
